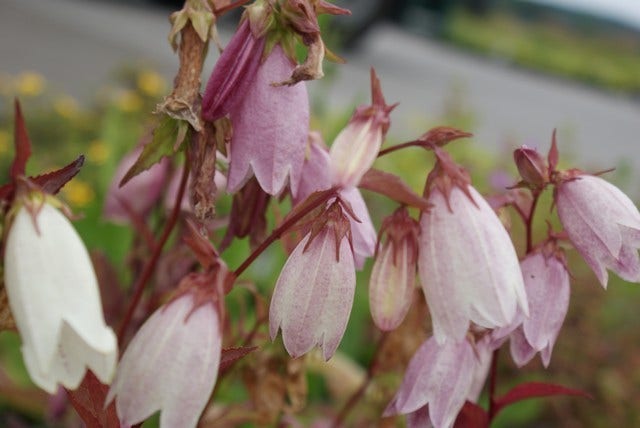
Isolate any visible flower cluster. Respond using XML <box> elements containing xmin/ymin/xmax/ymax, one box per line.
<box><xmin>1</xmin><ymin>1</ymin><xmax>639</xmax><ymax>427</ymax></box>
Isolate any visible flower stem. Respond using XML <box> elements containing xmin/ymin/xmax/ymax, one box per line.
<box><xmin>117</xmin><ymin>160</ymin><xmax>190</xmax><ymax>345</ymax></box>
<box><xmin>377</xmin><ymin>140</ymin><xmax>423</xmax><ymax>158</ymax></box>
<box><xmin>488</xmin><ymin>348</ymin><xmax>500</xmax><ymax>422</ymax></box>
<box><xmin>232</xmin><ymin>188</ymin><xmax>337</xmax><ymax>278</ymax></box>
<box><xmin>525</xmin><ymin>190</ymin><xmax>541</xmax><ymax>253</ymax></box>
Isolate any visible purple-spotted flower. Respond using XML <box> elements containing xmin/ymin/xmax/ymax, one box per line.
<box><xmin>104</xmin><ymin>146</ymin><xmax>169</xmax><ymax>224</ymax></box>
<box><xmin>106</xmin><ymin>291</ymin><xmax>221</xmax><ymax>428</ymax></box>
<box><xmin>509</xmin><ymin>241</ymin><xmax>570</xmax><ymax>367</ymax></box>
<box><xmin>4</xmin><ymin>198</ymin><xmax>117</xmax><ymax>393</ymax></box>
<box><xmin>419</xmin><ymin>149</ymin><xmax>529</xmax><ymax>343</ymax></box>
<box><xmin>269</xmin><ymin>201</ymin><xmax>356</xmax><ymax>360</ymax></box>
<box><xmin>329</xmin><ymin>69</ymin><xmax>395</xmax><ymax>188</ymax></box>
<box><xmin>369</xmin><ymin>207</ymin><xmax>419</xmax><ymax>331</ymax></box>
<box><xmin>555</xmin><ymin>173</ymin><xmax>640</xmax><ymax>287</ymax></box>
<box><xmin>384</xmin><ymin>336</ymin><xmax>477</xmax><ymax>428</ymax></box>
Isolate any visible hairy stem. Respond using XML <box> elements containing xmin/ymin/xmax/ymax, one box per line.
<box><xmin>526</xmin><ymin>190</ymin><xmax>541</xmax><ymax>253</ymax></box>
<box><xmin>488</xmin><ymin>348</ymin><xmax>500</xmax><ymax>422</ymax></box>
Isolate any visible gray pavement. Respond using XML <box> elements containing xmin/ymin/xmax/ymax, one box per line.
<box><xmin>2</xmin><ymin>0</ymin><xmax>640</xmax><ymax>194</ymax></box>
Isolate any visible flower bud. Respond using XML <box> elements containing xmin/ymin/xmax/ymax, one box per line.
<box><xmin>369</xmin><ymin>208</ymin><xmax>419</xmax><ymax>331</ymax></box>
<box><xmin>4</xmin><ymin>201</ymin><xmax>117</xmax><ymax>393</ymax></box>
<box><xmin>514</xmin><ymin>145</ymin><xmax>548</xmax><ymax>187</ymax></box>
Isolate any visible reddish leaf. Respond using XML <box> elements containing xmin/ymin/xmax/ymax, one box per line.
<box><xmin>32</xmin><ymin>155</ymin><xmax>85</xmax><ymax>194</ymax></box>
<box><xmin>548</xmin><ymin>129</ymin><xmax>559</xmax><ymax>172</ymax></box>
<box><xmin>219</xmin><ymin>346</ymin><xmax>258</xmax><ymax>373</ymax></box>
<box><xmin>454</xmin><ymin>401</ymin><xmax>489</xmax><ymax>428</ymax></box>
<box><xmin>359</xmin><ymin>169</ymin><xmax>431</xmax><ymax>211</ymax></box>
<box><xmin>67</xmin><ymin>371</ymin><xmax>120</xmax><ymax>428</ymax></box>
<box><xmin>493</xmin><ymin>381</ymin><xmax>592</xmax><ymax>417</ymax></box>
<box><xmin>183</xmin><ymin>218</ymin><xmax>218</xmax><ymax>269</ymax></box>
<box><xmin>11</xmin><ymin>100</ymin><xmax>32</xmax><ymax>181</ymax></box>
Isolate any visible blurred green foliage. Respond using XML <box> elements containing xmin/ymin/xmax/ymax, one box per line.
<box><xmin>445</xmin><ymin>9</ymin><xmax>640</xmax><ymax>94</ymax></box>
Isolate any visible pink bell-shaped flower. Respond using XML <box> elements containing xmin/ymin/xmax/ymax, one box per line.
<box><xmin>555</xmin><ymin>173</ymin><xmax>640</xmax><ymax>287</ymax></box>
<box><xmin>4</xmin><ymin>200</ymin><xmax>117</xmax><ymax>393</ymax></box>
<box><xmin>339</xmin><ymin>187</ymin><xmax>376</xmax><ymax>269</ymax></box>
<box><xmin>419</xmin><ymin>149</ymin><xmax>529</xmax><ymax>343</ymax></box>
<box><xmin>104</xmin><ymin>146</ymin><xmax>169</xmax><ymax>224</ymax></box>
<box><xmin>269</xmin><ymin>201</ymin><xmax>356</xmax><ymax>360</ymax></box>
<box><xmin>384</xmin><ymin>336</ymin><xmax>477</xmax><ymax>428</ymax></box>
<box><xmin>510</xmin><ymin>241</ymin><xmax>570</xmax><ymax>367</ymax></box>
<box><xmin>329</xmin><ymin>69</ymin><xmax>394</xmax><ymax>188</ymax></box>
<box><xmin>369</xmin><ymin>207</ymin><xmax>419</xmax><ymax>331</ymax></box>
<box><xmin>106</xmin><ymin>291</ymin><xmax>221</xmax><ymax>428</ymax></box>
<box><xmin>225</xmin><ymin>43</ymin><xmax>309</xmax><ymax>196</ymax></box>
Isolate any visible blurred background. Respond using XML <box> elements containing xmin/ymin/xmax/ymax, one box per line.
<box><xmin>0</xmin><ymin>0</ymin><xmax>639</xmax><ymax>426</ymax></box>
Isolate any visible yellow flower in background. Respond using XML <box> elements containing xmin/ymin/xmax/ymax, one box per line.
<box><xmin>137</xmin><ymin>70</ymin><xmax>166</xmax><ymax>97</ymax></box>
<box><xmin>116</xmin><ymin>90</ymin><xmax>143</xmax><ymax>113</ymax></box>
<box><xmin>54</xmin><ymin>96</ymin><xmax>79</xmax><ymax>119</ymax></box>
<box><xmin>61</xmin><ymin>179</ymin><xmax>95</xmax><ymax>208</ymax></box>
<box><xmin>87</xmin><ymin>140</ymin><xmax>110</xmax><ymax>165</ymax></box>
<box><xmin>16</xmin><ymin>72</ymin><xmax>46</xmax><ymax>97</ymax></box>
<box><xmin>0</xmin><ymin>130</ymin><xmax>10</xmax><ymax>155</ymax></box>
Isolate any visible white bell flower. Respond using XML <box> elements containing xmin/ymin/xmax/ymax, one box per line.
<box><xmin>3</xmin><ymin>201</ymin><xmax>118</xmax><ymax>393</ymax></box>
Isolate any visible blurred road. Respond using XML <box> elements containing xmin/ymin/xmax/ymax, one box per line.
<box><xmin>3</xmin><ymin>0</ymin><xmax>640</xmax><ymax>192</ymax></box>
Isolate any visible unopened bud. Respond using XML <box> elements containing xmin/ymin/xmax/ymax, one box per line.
<box><xmin>514</xmin><ymin>145</ymin><xmax>548</xmax><ymax>187</ymax></box>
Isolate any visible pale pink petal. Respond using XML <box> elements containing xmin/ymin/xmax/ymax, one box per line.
<box><xmin>227</xmin><ymin>44</ymin><xmax>309</xmax><ymax>195</ymax></box>
<box><xmin>269</xmin><ymin>230</ymin><xmax>356</xmax><ymax>360</ymax></box>
<box><xmin>556</xmin><ymin>174</ymin><xmax>640</xmax><ymax>287</ymax></box>
<box><xmin>406</xmin><ymin>406</ymin><xmax>432</xmax><ymax>428</ymax></box>
<box><xmin>339</xmin><ymin>187</ymin><xmax>376</xmax><ymax>269</ymax></box>
<box><xmin>107</xmin><ymin>294</ymin><xmax>221</xmax><ymax>428</ymax></box>
<box><xmin>419</xmin><ymin>187</ymin><xmax>528</xmax><ymax>343</ymax></box>
<box><xmin>293</xmin><ymin>132</ymin><xmax>332</xmax><ymax>206</ymax></box>
<box><xmin>520</xmin><ymin>252</ymin><xmax>570</xmax><ymax>358</ymax></box>
<box><xmin>509</xmin><ymin>327</ymin><xmax>537</xmax><ymax>367</ymax></box>
<box><xmin>202</xmin><ymin>20</ymin><xmax>265</xmax><ymax>121</ymax></box>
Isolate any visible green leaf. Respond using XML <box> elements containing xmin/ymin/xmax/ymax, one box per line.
<box><xmin>120</xmin><ymin>115</ymin><xmax>188</xmax><ymax>187</ymax></box>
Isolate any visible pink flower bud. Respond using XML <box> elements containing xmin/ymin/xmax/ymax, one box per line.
<box><xmin>106</xmin><ymin>292</ymin><xmax>221</xmax><ymax>428</ymax></box>
<box><xmin>384</xmin><ymin>337</ymin><xmax>476</xmax><ymax>428</ymax></box>
<box><xmin>4</xmin><ymin>202</ymin><xmax>117</xmax><ymax>393</ymax></box>
<box><xmin>514</xmin><ymin>145</ymin><xmax>548</xmax><ymax>187</ymax></box>
<box><xmin>269</xmin><ymin>203</ymin><xmax>356</xmax><ymax>360</ymax></box>
<box><xmin>104</xmin><ymin>147</ymin><xmax>169</xmax><ymax>224</ymax></box>
<box><xmin>419</xmin><ymin>184</ymin><xmax>529</xmax><ymax>343</ymax></box>
<box><xmin>329</xmin><ymin>69</ymin><xmax>394</xmax><ymax>188</ymax></box>
<box><xmin>555</xmin><ymin>174</ymin><xmax>640</xmax><ymax>287</ymax></box>
<box><xmin>369</xmin><ymin>208</ymin><xmax>419</xmax><ymax>331</ymax></box>
<box><xmin>510</xmin><ymin>248</ymin><xmax>570</xmax><ymax>367</ymax></box>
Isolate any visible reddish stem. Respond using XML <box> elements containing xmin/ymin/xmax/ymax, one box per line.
<box><xmin>525</xmin><ymin>191</ymin><xmax>541</xmax><ymax>253</ymax></box>
<box><xmin>116</xmin><ymin>161</ymin><xmax>190</xmax><ymax>345</ymax></box>
<box><xmin>377</xmin><ymin>140</ymin><xmax>423</xmax><ymax>157</ymax></box>
<box><xmin>488</xmin><ymin>348</ymin><xmax>500</xmax><ymax>422</ymax></box>
<box><xmin>232</xmin><ymin>188</ymin><xmax>337</xmax><ymax>278</ymax></box>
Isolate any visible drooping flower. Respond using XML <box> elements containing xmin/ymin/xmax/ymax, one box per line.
<box><xmin>329</xmin><ymin>69</ymin><xmax>394</xmax><ymax>188</ymax></box>
<box><xmin>384</xmin><ymin>336</ymin><xmax>476</xmax><ymax>428</ymax></box>
<box><xmin>369</xmin><ymin>207</ymin><xmax>419</xmax><ymax>331</ymax></box>
<box><xmin>509</xmin><ymin>243</ymin><xmax>570</xmax><ymax>367</ymax></box>
<box><xmin>270</xmin><ymin>201</ymin><xmax>356</xmax><ymax>360</ymax></box>
<box><xmin>104</xmin><ymin>145</ymin><xmax>169</xmax><ymax>224</ymax></box>
<box><xmin>106</xmin><ymin>292</ymin><xmax>221</xmax><ymax>428</ymax></box>
<box><xmin>4</xmin><ymin>200</ymin><xmax>117</xmax><ymax>393</ymax></box>
<box><xmin>224</xmin><ymin>42</ymin><xmax>309</xmax><ymax>196</ymax></box>
<box><xmin>555</xmin><ymin>173</ymin><xmax>640</xmax><ymax>287</ymax></box>
<box><xmin>294</xmin><ymin>132</ymin><xmax>376</xmax><ymax>269</ymax></box>
<box><xmin>419</xmin><ymin>149</ymin><xmax>529</xmax><ymax>343</ymax></box>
